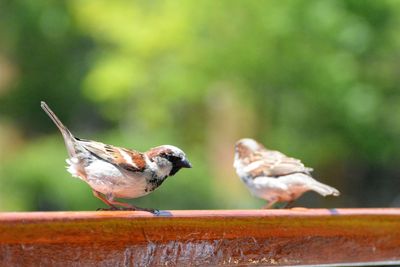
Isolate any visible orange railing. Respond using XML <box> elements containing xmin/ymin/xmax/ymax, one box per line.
<box><xmin>0</xmin><ymin>209</ymin><xmax>399</xmax><ymax>266</ymax></box>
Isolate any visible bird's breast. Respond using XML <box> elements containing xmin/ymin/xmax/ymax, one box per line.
<box><xmin>81</xmin><ymin>159</ymin><xmax>149</xmax><ymax>199</ymax></box>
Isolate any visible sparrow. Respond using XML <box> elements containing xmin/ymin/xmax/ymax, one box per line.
<box><xmin>234</xmin><ymin>138</ymin><xmax>340</xmax><ymax>208</ymax></box>
<box><xmin>41</xmin><ymin>101</ymin><xmax>192</xmax><ymax>213</ymax></box>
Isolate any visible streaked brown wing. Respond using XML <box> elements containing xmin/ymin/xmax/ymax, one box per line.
<box><xmin>248</xmin><ymin>150</ymin><xmax>313</xmax><ymax>178</ymax></box>
<box><xmin>77</xmin><ymin>139</ymin><xmax>147</xmax><ymax>172</ymax></box>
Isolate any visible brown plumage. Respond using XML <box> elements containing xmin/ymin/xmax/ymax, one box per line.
<box><xmin>234</xmin><ymin>138</ymin><xmax>340</xmax><ymax>209</ymax></box>
<box><xmin>41</xmin><ymin>101</ymin><xmax>192</xmax><ymax>213</ymax></box>
<box><xmin>77</xmin><ymin>139</ymin><xmax>147</xmax><ymax>172</ymax></box>
<box><xmin>235</xmin><ymin>140</ymin><xmax>312</xmax><ymax>177</ymax></box>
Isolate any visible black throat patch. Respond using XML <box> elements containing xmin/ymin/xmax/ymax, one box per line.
<box><xmin>145</xmin><ymin>176</ymin><xmax>168</xmax><ymax>193</ymax></box>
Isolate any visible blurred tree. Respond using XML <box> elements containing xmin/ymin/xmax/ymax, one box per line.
<box><xmin>0</xmin><ymin>0</ymin><xmax>100</xmax><ymax>135</ymax></box>
<box><xmin>1</xmin><ymin>0</ymin><xmax>400</xmax><ymax>210</ymax></box>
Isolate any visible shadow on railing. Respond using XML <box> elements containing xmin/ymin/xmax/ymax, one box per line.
<box><xmin>0</xmin><ymin>209</ymin><xmax>399</xmax><ymax>266</ymax></box>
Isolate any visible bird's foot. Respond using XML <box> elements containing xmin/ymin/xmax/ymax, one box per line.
<box><xmin>262</xmin><ymin>200</ymin><xmax>278</xmax><ymax>209</ymax></box>
<box><xmin>282</xmin><ymin>201</ymin><xmax>295</xmax><ymax>209</ymax></box>
<box><xmin>96</xmin><ymin>206</ymin><xmax>159</xmax><ymax>214</ymax></box>
<box><xmin>124</xmin><ymin>206</ymin><xmax>159</xmax><ymax>214</ymax></box>
<box><xmin>96</xmin><ymin>206</ymin><xmax>122</xmax><ymax>211</ymax></box>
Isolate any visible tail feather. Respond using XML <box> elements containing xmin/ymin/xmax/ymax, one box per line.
<box><xmin>41</xmin><ymin>101</ymin><xmax>77</xmax><ymax>158</ymax></box>
<box><xmin>310</xmin><ymin>181</ymin><xmax>340</xmax><ymax>197</ymax></box>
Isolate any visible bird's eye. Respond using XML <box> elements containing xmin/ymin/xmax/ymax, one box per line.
<box><xmin>166</xmin><ymin>155</ymin><xmax>180</xmax><ymax>162</ymax></box>
<box><xmin>160</xmin><ymin>153</ymin><xmax>171</xmax><ymax>160</ymax></box>
<box><xmin>159</xmin><ymin>153</ymin><xmax>181</xmax><ymax>163</ymax></box>
<box><xmin>166</xmin><ymin>155</ymin><xmax>175</xmax><ymax>161</ymax></box>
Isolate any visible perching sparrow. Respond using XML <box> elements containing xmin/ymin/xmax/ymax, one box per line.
<box><xmin>234</xmin><ymin>138</ymin><xmax>339</xmax><ymax>208</ymax></box>
<box><xmin>41</xmin><ymin>101</ymin><xmax>192</xmax><ymax>213</ymax></box>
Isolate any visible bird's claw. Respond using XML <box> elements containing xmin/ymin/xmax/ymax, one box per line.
<box><xmin>96</xmin><ymin>206</ymin><xmax>159</xmax><ymax>214</ymax></box>
<box><xmin>96</xmin><ymin>206</ymin><xmax>122</xmax><ymax>211</ymax></box>
<box><xmin>125</xmin><ymin>207</ymin><xmax>159</xmax><ymax>214</ymax></box>
<box><xmin>149</xmin><ymin>209</ymin><xmax>160</xmax><ymax>215</ymax></box>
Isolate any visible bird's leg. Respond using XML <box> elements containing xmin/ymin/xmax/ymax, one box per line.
<box><xmin>105</xmin><ymin>194</ymin><xmax>158</xmax><ymax>214</ymax></box>
<box><xmin>283</xmin><ymin>201</ymin><xmax>295</xmax><ymax>209</ymax></box>
<box><xmin>262</xmin><ymin>199</ymin><xmax>278</xmax><ymax>209</ymax></box>
<box><xmin>93</xmin><ymin>190</ymin><xmax>119</xmax><ymax>210</ymax></box>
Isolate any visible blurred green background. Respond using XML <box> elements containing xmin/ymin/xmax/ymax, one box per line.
<box><xmin>0</xmin><ymin>0</ymin><xmax>400</xmax><ymax>211</ymax></box>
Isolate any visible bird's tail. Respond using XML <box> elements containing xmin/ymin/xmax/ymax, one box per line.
<box><xmin>41</xmin><ymin>101</ymin><xmax>77</xmax><ymax>158</ymax></box>
<box><xmin>310</xmin><ymin>180</ymin><xmax>340</xmax><ymax>197</ymax></box>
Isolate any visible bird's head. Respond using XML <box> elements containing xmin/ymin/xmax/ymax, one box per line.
<box><xmin>147</xmin><ymin>145</ymin><xmax>192</xmax><ymax>176</ymax></box>
<box><xmin>234</xmin><ymin>138</ymin><xmax>266</xmax><ymax>159</ymax></box>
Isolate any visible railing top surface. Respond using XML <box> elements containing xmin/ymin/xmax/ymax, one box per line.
<box><xmin>0</xmin><ymin>208</ymin><xmax>399</xmax><ymax>221</ymax></box>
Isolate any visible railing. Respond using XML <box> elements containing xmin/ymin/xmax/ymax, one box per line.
<box><xmin>0</xmin><ymin>209</ymin><xmax>399</xmax><ymax>266</ymax></box>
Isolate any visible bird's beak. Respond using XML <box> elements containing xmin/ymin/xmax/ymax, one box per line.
<box><xmin>180</xmin><ymin>158</ymin><xmax>192</xmax><ymax>168</ymax></box>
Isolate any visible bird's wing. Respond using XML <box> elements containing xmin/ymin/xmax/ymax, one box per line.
<box><xmin>77</xmin><ymin>139</ymin><xmax>147</xmax><ymax>172</ymax></box>
<box><xmin>245</xmin><ymin>149</ymin><xmax>313</xmax><ymax>178</ymax></box>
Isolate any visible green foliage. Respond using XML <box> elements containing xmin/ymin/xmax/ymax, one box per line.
<box><xmin>1</xmin><ymin>0</ymin><xmax>400</xmax><ymax>210</ymax></box>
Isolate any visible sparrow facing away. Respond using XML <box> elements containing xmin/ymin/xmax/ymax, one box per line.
<box><xmin>234</xmin><ymin>138</ymin><xmax>340</xmax><ymax>208</ymax></box>
<box><xmin>41</xmin><ymin>101</ymin><xmax>192</xmax><ymax>213</ymax></box>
